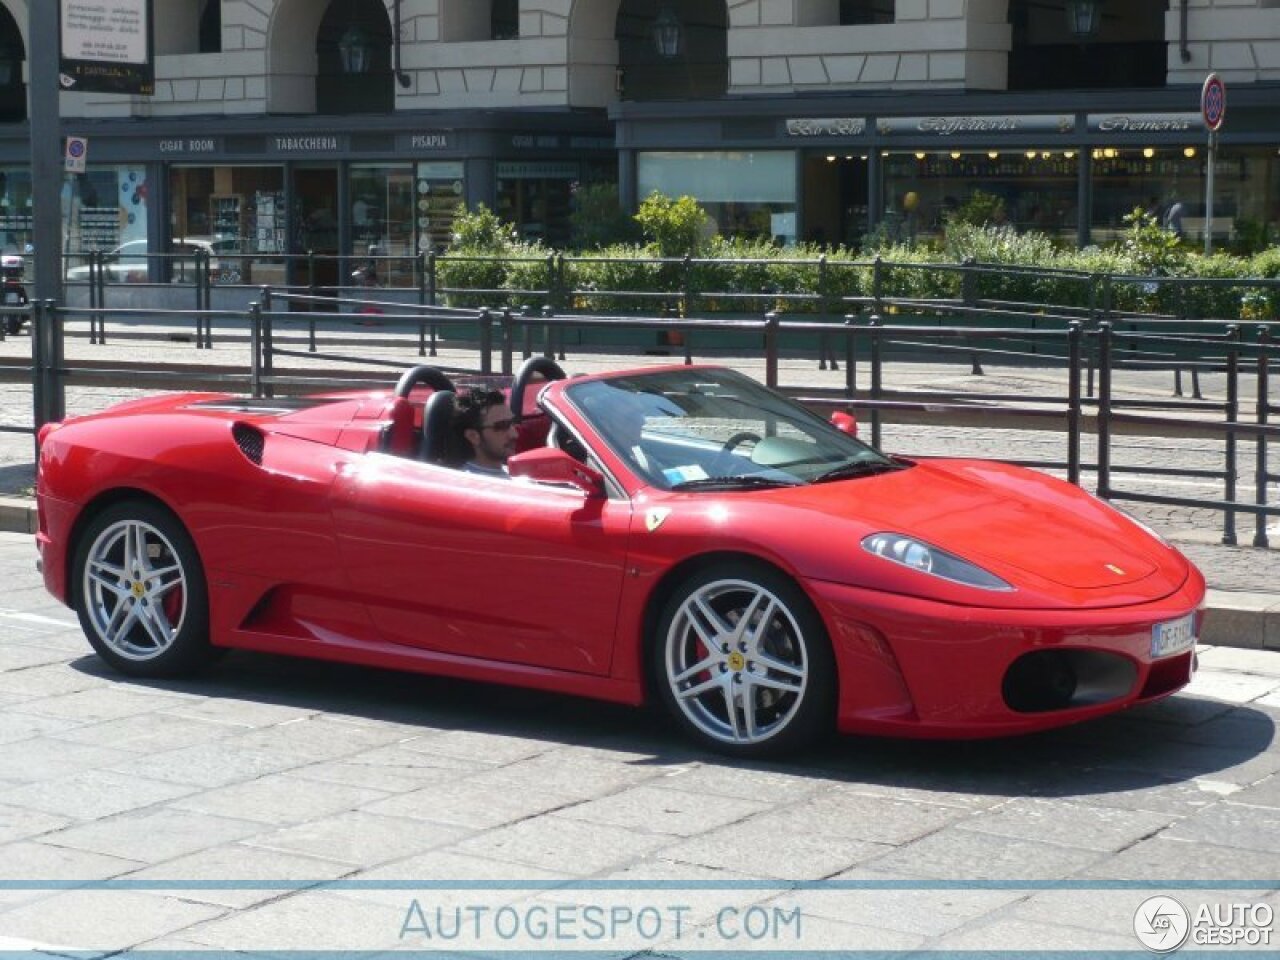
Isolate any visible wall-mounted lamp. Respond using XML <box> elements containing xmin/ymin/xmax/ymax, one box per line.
<box><xmin>652</xmin><ymin>6</ymin><xmax>682</xmax><ymax>59</ymax></box>
<box><xmin>1065</xmin><ymin>0</ymin><xmax>1102</xmax><ymax>40</ymax></box>
<box><xmin>338</xmin><ymin>25</ymin><xmax>372</xmax><ymax>74</ymax></box>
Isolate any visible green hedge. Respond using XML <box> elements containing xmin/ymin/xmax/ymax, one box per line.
<box><xmin>434</xmin><ymin>224</ymin><xmax>1280</xmax><ymax>323</ymax></box>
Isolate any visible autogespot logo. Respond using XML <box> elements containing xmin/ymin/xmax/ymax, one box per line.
<box><xmin>1134</xmin><ymin>896</ymin><xmax>1191</xmax><ymax>953</ymax></box>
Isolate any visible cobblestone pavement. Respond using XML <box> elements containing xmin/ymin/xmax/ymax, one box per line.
<box><xmin>2</xmin><ymin>320</ymin><xmax>1280</xmax><ymax>954</ymax></box>
<box><xmin>0</xmin><ymin>530</ymin><xmax>1277</xmax><ymax>954</ymax></box>
<box><xmin>3</xmin><ymin>317</ymin><xmax>1278</xmax><ymax>594</ymax></box>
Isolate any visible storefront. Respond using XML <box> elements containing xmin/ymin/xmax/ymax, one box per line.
<box><xmin>613</xmin><ymin>89</ymin><xmax>1280</xmax><ymax>252</ymax></box>
<box><xmin>0</xmin><ymin>110</ymin><xmax>614</xmax><ymax>282</ymax></box>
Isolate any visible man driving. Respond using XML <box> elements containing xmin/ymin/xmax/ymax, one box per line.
<box><xmin>453</xmin><ymin>388</ymin><xmax>518</xmax><ymax>477</ymax></box>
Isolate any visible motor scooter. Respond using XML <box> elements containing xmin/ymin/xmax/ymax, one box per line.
<box><xmin>1</xmin><ymin>254</ymin><xmax>27</xmax><ymax>335</ymax></box>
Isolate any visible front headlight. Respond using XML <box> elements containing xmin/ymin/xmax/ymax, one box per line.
<box><xmin>862</xmin><ymin>533</ymin><xmax>1014</xmax><ymax>591</ymax></box>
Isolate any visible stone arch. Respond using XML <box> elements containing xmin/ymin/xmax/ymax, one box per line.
<box><xmin>567</xmin><ymin>0</ymin><xmax>744</xmax><ymax>40</ymax></box>
<box><xmin>0</xmin><ymin>0</ymin><xmax>27</xmax><ymax>122</ymax></box>
<box><xmin>265</xmin><ymin>0</ymin><xmax>393</xmax><ymax>113</ymax></box>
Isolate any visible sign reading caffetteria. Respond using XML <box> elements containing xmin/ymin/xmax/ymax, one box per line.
<box><xmin>877</xmin><ymin>115</ymin><xmax>1075</xmax><ymax>136</ymax></box>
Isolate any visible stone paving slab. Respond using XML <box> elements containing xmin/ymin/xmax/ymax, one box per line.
<box><xmin>0</xmin><ymin>517</ymin><xmax>1278</xmax><ymax>955</ymax></box>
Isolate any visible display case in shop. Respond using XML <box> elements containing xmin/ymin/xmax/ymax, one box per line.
<box><xmin>415</xmin><ymin>167</ymin><xmax>464</xmax><ymax>253</ymax></box>
<box><xmin>253</xmin><ymin>190</ymin><xmax>285</xmax><ymax>255</ymax></box>
<box><xmin>210</xmin><ymin>194</ymin><xmax>245</xmax><ymax>246</ymax></box>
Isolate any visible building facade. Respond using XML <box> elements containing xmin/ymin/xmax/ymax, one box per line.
<box><xmin>0</xmin><ymin>0</ymin><xmax>1277</xmax><ymax>274</ymax></box>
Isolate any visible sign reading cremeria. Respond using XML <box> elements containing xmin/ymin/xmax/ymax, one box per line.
<box><xmin>1087</xmin><ymin>113</ymin><xmax>1200</xmax><ymax>133</ymax></box>
<box><xmin>877</xmin><ymin>116</ymin><xmax>1075</xmax><ymax>136</ymax></box>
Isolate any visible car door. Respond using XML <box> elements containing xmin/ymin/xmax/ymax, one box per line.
<box><xmin>330</xmin><ymin>454</ymin><xmax>632</xmax><ymax>676</ymax></box>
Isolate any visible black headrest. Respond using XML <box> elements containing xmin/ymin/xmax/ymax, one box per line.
<box><xmin>420</xmin><ymin>390</ymin><xmax>456</xmax><ymax>465</ymax></box>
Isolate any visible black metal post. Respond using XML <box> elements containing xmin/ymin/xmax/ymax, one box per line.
<box><xmin>307</xmin><ymin>250</ymin><xmax>317</xmax><ymax>352</ymax></box>
<box><xmin>427</xmin><ymin>252</ymin><xmax>439</xmax><ymax>356</ymax></box>
<box><xmin>479</xmin><ymin>308</ymin><xmax>493</xmax><ymax>375</ymax></box>
<box><xmin>1097</xmin><ymin>321</ymin><xmax>1112</xmax><ymax>499</ymax></box>
<box><xmin>869</xmin><ymin>314</ymin><xmax>883</xmax><ymax>450</ymax></box>
<box><xmin>764</xmin><ymin>311</ymin><xmax>779</xmax><ymax>389</ymax></box>
<box><xmin>844</xmin><ymin>314</ymin><xmax>856</xmax><ymax>397</ymax></box>
<box><xmin>1256</xmin><ymin>325</ymin><xmax>1270</xmax><ymax>548</ymax></box>
<box><xmin>1223</xmin><ymin>325</ymin><xmax>1240</xmax><ymax>545</ymax></box>
<box><xmin>1067</xmin><ymin>321</ymin><xmax>1082</xmax><ymax>486</ymax></box>
<box><xmin>500</xmin><ymin>308</ymin><xmax>514</xmax><ymax>376</ymax></box>
<box><xmin>249</xmin><ymin>301</ymin><xmax>263</xmax><ymax>397</ymax></box>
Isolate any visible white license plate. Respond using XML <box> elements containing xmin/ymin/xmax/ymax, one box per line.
<box><xmin>3</xmin><ymin>291</ymin><xmax>19</xmax><ymax>304</ymax></box>
<box><xmin>1151</xmin><ymin>612</ymin><xmax>1196</xmax><ymax>659</ymax></box>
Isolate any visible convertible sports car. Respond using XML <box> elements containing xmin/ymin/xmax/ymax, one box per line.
<box><xmin>35</xmin><ymin>359</ymin><xmax>1204</xmax><ymax>757</ymax></box>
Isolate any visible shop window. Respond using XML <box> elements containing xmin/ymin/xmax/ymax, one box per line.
<box><xmin>638</xmin><ymin>151</ymin><xmax>796</xmax><ymax>244</ymax></box>
<box><xmin>168</xmin><ymin>165</ymin><xmax>287</xmax><ymax>285</ymax></box>
<box><xmin>0</xmin><ymin>168</ymin><xmax>32</xmax><ymax>253</ymax></box>
<box><xmin>881</xmin><ymin>151</ymin><xmax>1079</xmax><ymax>246</ymax></box>
<box><xmin>1008</xmin><ymin>0</ymin><xmax>1166</xmax><ymax>90</ymax></box>
<box><xmin>839</xmin><ymin>0</ymin><xmax>894</xmax><ymax>25</ymax></box>
<box><xmin>492</xmin><ymin>0</ymin><xmax>520</xmax><ymax>40</ymax></box>
<box><xmin>316</xmin><ymin>0</ymin><xmax>394</xmax><ymax>114</ymax></box>
<box><xmin>350</xmin><ymin>164</ymin><xmax>415</xmax><ymax>286</ymax></box>
<box><xmin>616</xmin><ymin>0</ymin><xmax>728</xmax><ymax>101</ymax></box>
<box><xmin>496</xmin><ymin>162</ymin><xmax>579</xmax><ymax>249</ymax></box>
<box><xmin>200</xmin><ymin>0</ymin><xmax>223</xmax><ymax>53</ymax></box>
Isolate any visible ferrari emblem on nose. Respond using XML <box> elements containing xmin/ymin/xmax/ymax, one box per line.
<box><xmin>1106</xmin><ymin>564</ymin><xmax>1126</xmax><ymax>576</ymax></box>
<box><xmin>645</xmin><ymin>509</ymin><xmax>671</xmax><ymax>532</ymax></box>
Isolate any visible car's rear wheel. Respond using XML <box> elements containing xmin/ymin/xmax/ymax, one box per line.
<box><xmin>652</xmin><ymin>562</ymin><xmax>835</xmax><ymax>757</ymax></box>
<box><xmin>72</xmin><ymin>500</ymin><xmax>213</xmax><ymax>677</ymax></box>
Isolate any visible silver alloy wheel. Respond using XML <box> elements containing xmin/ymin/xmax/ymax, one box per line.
<box><xmin>81</xmin><ymin>518</ymin><xmax>188</xmax><ymax>661</ymax></box>
<box><xmin>663</xmin><ymin>578</ymin><xmax>809</xmax><ymax>746</ymax></box>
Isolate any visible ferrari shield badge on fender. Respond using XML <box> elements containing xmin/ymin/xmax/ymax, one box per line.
<box><xmin>646</xmin><ymin>508</ymin><xmax>671</xmax><ymax>532</ymax></box>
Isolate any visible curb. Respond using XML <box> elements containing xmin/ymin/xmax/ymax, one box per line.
<box><xmin>0</xmin><ymin>494</ymin><xmax>1275</xmax><ymax>653</ymax></box>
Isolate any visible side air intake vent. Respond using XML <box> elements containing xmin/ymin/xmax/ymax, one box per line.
<box><xmin>232</xmin><ymin>422</ymin><xmax>265</xmax><ymax>465</ymax></box>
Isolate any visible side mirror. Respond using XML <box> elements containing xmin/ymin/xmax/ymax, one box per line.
<box><xmin>508</xmin><ymin>448</ymin><xmax>606</xmax><ymax>498</ymax></box>
<box><xmin>831</xmin><ymin>411</ymin><xmax>858</xmax><ymax>437</ymax></box>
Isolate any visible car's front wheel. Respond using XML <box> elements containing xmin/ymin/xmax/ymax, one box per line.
<box><xmin>652</xmin><ymin>562</ymin><xmax>835</xmax><ymax>757</ymax></box>
<box><xmin>72</xmin><ymin>500</ymin><xmax>213</xmax><ymax>677</ymax></box>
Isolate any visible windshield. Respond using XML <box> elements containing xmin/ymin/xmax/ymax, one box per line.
<box><xmin>565</xmin><ymin>368</ymin><xmax>902</xmax><ymax>491</ymax></box>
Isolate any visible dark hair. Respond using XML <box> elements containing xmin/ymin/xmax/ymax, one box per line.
<box><xmin>451</xmin><ymin>388</ymin><xmax>507</xmax><ymax>461</ymax></box>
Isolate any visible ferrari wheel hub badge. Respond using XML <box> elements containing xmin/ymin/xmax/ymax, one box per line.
<box><xmin>727</xmin><ymin>651</ymin><xmax>746</xmax><ymax>672</ymax></box>
<box><xmin>131</xmin><ymin>581</ymin><xmax>145</xmax><ymax>598</ymax></box>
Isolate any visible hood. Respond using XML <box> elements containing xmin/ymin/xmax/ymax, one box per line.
<box><xmin>713</xmin><ymin>458</ymin><xmax>1185</xmax><ymax>600</ymax></box>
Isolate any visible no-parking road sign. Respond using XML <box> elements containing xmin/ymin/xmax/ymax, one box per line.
<box><xmin>1201</xmin><ymin>73</ymin><xmax>1226</xmax><ymax>131</ymax></box>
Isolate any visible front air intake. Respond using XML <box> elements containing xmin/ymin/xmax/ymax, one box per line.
<box><xmin>231</xmin><ymin>422</ymin><xmax>265</xmax><ymax>465</ymax></box>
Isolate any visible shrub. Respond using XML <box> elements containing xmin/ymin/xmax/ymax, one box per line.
<box><xmin>569</xmin><ymin>183</ymin><xmax>641</xmax><ymax>251</ymax></box>
<box><xmin>634</xmin><ymin>192</ymin><xmax>711</xmax><ymax>258</ymax></box>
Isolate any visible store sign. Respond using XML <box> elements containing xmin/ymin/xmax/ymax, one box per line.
<box><xmin>1087</xmin><ymin>113</ymin><xmax>1200</xmax><ymax>133</ymax></box>
<box><xmin>786</xmin><ymin>118</ymin><xmax>867</xmax><ymax>137</ymax></box>
<box><xmin>496</xmin><ymin>161</ymin><xmax>580</xmax><ymax>180</ymax></box>
<box><xmin>401</xmin><ymin>132</ymin><xmax>455</xmax><ymax>151</ymax></box>
<box><xmin>877</xmin><ymin>115</ymin><xmax>1074</xmax><ymax>136</ymax></box>
<box><xmin>511</xmin><ymin>135</ymin><xmax>563</xmax><ymax>149</ymax></box>
<box><xmin>271</xmin><ymin>135</ymin><xmax>345</xmax><ymax>153</ymax></box>
<box><xmin>158</xmin><ymin>138</ymin><xmax>219</xmax><ymax>154</ymax></box>
<box><xmin>60</xmin><ymin>0</ymin><xmax>155</xmax><ymax>96</ymax></box>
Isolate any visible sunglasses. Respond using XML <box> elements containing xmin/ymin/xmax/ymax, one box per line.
<box><xmin>482</xmin><ymin>418</ymin><xmax>517</xmax><ymax>432</ymax></box>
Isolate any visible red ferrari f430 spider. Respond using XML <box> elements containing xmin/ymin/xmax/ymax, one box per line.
<box><xmin>35</xmin><ymin>359</ymin><xmax>1204</xmax><ymax>757</ymax></box>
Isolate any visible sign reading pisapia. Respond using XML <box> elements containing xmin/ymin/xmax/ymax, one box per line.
<box><xmin>59</xmin><ymin>0</ymin><xmax>154</xmax><ymax>96</ymax></box>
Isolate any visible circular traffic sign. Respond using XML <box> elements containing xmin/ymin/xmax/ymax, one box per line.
<box><xmin>1201</xmin><ymin>73</ymin><xmax>1226</xmax><ymax>131</ymax></box>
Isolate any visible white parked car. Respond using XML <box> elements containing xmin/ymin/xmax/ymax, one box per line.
<box><xmin>66</xmin><ymin>237</ymin><xmax>242</xmax><ymax>284</ymax></box>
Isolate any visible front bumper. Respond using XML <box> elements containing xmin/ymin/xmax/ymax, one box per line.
<box><xmin>805</xmin><ymin>571</ymin><xmax>1205</xmax><ymax>739</ymax></box>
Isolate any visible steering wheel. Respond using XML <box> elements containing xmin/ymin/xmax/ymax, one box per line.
<box><xmin>721</xmin><ymin>431</ymin><xmax>763</xmax><ymax>455</ymax></box>
<box><xmin>509</xmin><ymin>356</ymin><xmax>566</xmax><ymax>421</ymax></box>
<box><xmin>394</xmin><ymin>365</ymin><xmax>456</xmax><ymax>398</ymax></box>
